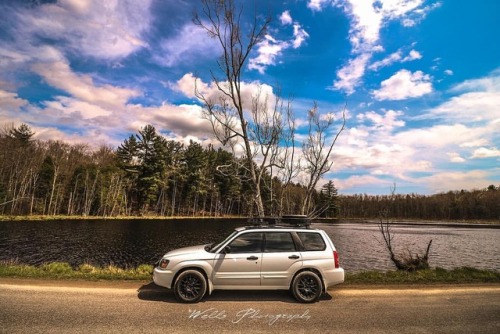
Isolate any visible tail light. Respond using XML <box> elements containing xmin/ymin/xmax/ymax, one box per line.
<box><xmin>333</xmin><ymin>251</ymin><xmax>340</xmax><ymax>268</ymax></box>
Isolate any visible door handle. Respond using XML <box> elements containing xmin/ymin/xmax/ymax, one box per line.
<box><xmin>288</xmin><ymin>255</ymin><xmax>300</xmax><ymax>259</ymax></box>
<box><xmin>247</xmin><ymin>256</ymin><xmax>259</xmax><ymax>260</ymax></box>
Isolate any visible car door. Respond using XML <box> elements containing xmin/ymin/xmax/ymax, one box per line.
<box><xmin>260</xmin><ymin>232</ymin><xmax>303</xmax><ymax>288</ymax></box>
<box><xmin>212</xmin><ymin>232</ymin><xmax>263</xmax><ymax>288</ymax></box>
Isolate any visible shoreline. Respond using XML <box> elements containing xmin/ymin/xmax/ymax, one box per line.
<box><xmin>1</xmin><ymin>215</ymin><xmax>499</xmax><ymax>227</ymax></box>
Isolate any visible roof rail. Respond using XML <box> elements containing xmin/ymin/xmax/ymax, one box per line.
<box><xmin>248</xmin><ymin>215</ymin><xmax>311</xmax><ymax>227</ymax></box>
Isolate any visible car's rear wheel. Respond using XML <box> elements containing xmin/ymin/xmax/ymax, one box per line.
<box><xmin>291</xmin><ymin>271</ymin><xmax>323</xmax><ymax>303</ymax></box>
<box><xmin>173</xmin><ymin>269</ymin><xmax>207</xmax><ymax>303</ymax></box>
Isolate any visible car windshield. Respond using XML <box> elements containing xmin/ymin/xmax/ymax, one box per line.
<box><xmin>208</xmin><ymin>230</ymin><xmax>239</xmax><ymax>253</ymax></box>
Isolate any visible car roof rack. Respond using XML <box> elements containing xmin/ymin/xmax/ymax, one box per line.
<box><xmin>247</xmin><ymin>215</ymin><xmax>311</xmax><ymax>228</ymax></box>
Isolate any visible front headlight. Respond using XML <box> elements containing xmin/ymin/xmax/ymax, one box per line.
<box><xmin>158</xmin><ymin>258</ymin><xmax>169</xmax><ymax>269</ymax></box>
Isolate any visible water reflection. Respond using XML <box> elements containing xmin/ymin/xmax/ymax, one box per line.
<box><xmin>0</xmin><ymin>219</ymin><xmax>498</xmax><ymax>272</ymax></box>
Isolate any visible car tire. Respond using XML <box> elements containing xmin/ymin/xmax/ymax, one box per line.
<box><xmin>173</xmin><ymin>269</ymin><xmax>207</xmax><ymax>303</ymax></box>
<box><xmin>291</xmin><ymin>271</ymin><xmax>323</xmax><ymax>303</ymax></box>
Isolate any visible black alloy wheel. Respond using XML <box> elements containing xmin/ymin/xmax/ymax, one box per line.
<box><xmin>173</xmin><ymin>269</ymin><xmax>207</xmax><ymax>303</ymax></box>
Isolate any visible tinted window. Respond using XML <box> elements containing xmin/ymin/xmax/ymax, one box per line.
<box><xmin>297</xmin><ymin>232</ymin><xmax>326</xmax><ymax>251</ymax></box>
<box><xmin>264</xmin><ymin>232</ymin><xmax>296</xmax><ymax>252</ymax></box>
<box><xmin>228</xmin><ymin>232</ymin><xmax>263</xmax><ymax>253</ymax></box>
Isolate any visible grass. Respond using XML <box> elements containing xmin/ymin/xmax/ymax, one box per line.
<box><xmin>0</xmin><ymin>261</ymin><xmax>154</xmax><ymax>281</ymax></box>
<box><xmin>1</xmin><ymin>261</ymin><xmax>498</xmax><ymax>284</ymax></box>
<box><xmin>345</xmin><ymin>267</ymin><xmax>500</xmax><ymax>284</ymax></box>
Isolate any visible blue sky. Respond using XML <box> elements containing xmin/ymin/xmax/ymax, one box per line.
<box><xmin>0</xmin><ymin>0</ymin><xmax>498</xmax><ymax>195</ymax></box>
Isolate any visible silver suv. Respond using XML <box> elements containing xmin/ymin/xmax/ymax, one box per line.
<box><xmin>153</xmin><ymin>219</ymin><xmax>344</xmax><ymax>303</ymax></box>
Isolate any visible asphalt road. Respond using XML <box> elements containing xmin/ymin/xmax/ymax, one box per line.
<box><xmin>1</xmin><ymin>280</ymin><xmax>499</xmax><ymax>333</ymax></box>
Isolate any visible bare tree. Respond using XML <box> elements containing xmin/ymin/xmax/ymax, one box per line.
<box><xmin>300</xmin><ymin>102</ymin><xmax>346</xmax><ymax>215</ymax></box>
<box><xmin>194</xmin><ymin>0</ymin><xmax>290</xmax><ymax>217</ymax></box>
<box><xmin>379</xmin><ymin>184</ymin><xmax>433</xmax><ymax>271</ymax></box>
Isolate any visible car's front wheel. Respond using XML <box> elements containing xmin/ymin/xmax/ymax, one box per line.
<box><xmin>173</xmin><ymin>269</ymin><xmax>207</xmax><ymax>303</ymax></box>
<box><xmin>291</xmin><ymin>271</ymin><xmax>323</xmax><ymax>303</ymax></box>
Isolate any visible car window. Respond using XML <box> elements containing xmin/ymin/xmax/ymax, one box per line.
<box><xmin>228</xmin><ymin>232</ymin><xmax>263</xmax><ymax>253</ymax></box>
<box><xmin>297</xmin><ymin>232</ymin><xmax>326</xmax><ymax>251</ymax></box>
<box><xmin>264</xmin><ymin>232</ymin><xmax>296</xmax><ymax>252</ymax></box>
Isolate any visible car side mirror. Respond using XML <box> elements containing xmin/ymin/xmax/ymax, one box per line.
<box><xmin>223</xmin><ymin>246</ymin><xmax>231</xmax><ymax>254</ymax></box>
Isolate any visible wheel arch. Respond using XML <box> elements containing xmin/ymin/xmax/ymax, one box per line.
<box><xmin>290</xmin><ymin>267</ymin><xmax>326</xmax><ymax>293</ymax></box>
<box><xmin>172</xmin><ymin>265</ymin><xmax>213</xmax><ymax>295</ymax></box>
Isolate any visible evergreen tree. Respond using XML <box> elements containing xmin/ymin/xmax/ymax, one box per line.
<box><xmin>8</xmin><ymin>123</ymin><xmax>34</xmax><ymax>144</ymax></box>
<box><xmin>117</xmin><ymin>125</ymin><xmax>168</xmax><ymax>213</ymax></box>
<box><xmin>319</xmin><ymin>180</ymin><xmax>339</xmax><ymax>218</ymax></box>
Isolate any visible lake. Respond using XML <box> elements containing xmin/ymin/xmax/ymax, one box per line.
<box><xmin>0</xmin><ymin>219</ymin><xmax>498</xmax><ymax>272</ymax></box>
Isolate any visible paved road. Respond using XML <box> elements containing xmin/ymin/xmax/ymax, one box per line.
<box><xmin>1</xmin><ymin>280</ymin><xmax>499</xmax><ymax>333</ymax></box>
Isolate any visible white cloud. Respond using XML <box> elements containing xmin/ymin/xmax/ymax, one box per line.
<box><xmin>447</xmin><ymin>152</ymin><xmax>466</xmax><ymax>163</ymax></box>
<box><xmin>155</xmin><ymin>23</ymin><xmax>219</xmax><ymax>67</ymax></box>
<box><xmin>175</xmin><ymin>73</ymin><xmax>278</xmax><ymax>117</ymax></box>
<box><xmin>307</xmin><ymin>0</ymin><xmax>330</xmax><ymax>12</ymax></box>
<box><xmin>444</xmin><ymin>69</ymin><xmax>454</xmax><ymax>76</ymax></box>
<box><xmin>419</xmin><ymin>170</ymin><xmax>493</xmax><ymax>193</ymax></box>
<box><xmin>471</xmin><ymin>147</ymin><xmax>500</xmax><ymax>159</ymax></box>
<box><xmin>334</xmin><ymin>175</ymin><xmax>387</xmax><ymax>192</ymax></box>
<box><xmin>333</xmin><ymin>0</ymin><xmax>437</xmax><ymax>94</ymax></box>
<box><xmin>249</xmin><ymin>35</ymin><xmax>290</xmax><ymax>74</ymax></box>
<box><xmin>249</xmin><ymin>12</ymin><xmax>309</xmax><ymax>73</ymax></box>
<box><xmin>369</xmin><ymin>51</ymin><xmax>403</xmax><ymax>71</ymax></box>
<box><xmin>280</xmin><ymin>10</ymin><xmax>293</xmax><ymax>25</ymax></box>
<box><xmin>15</xmin><ymin>0</ymin><xmax>152</xmax><ymax>60</ymax></box>
<box><xmin>0</xmin><ymin>89</ymin><xmax>29</xmax><ymax>111</ymax></box>
<box><xmin>429</xmin><ymin>72</ymin><xmax>500</xmax><ymax>123</ymax></box>
<box><xmin>357</xmin><ymin>109</ymin><xmax>405</xmax><ymax>131</ymax></box>
<box><xmin>404</xmin><ymin>49</ymin><xmax>422</xmax><ymax>61</ymax></box>
<box><xmin>372</xmin><ymin>69</ymin><xmax>432</xmax><ymax>100</ymax></box>
<box><xmin>31</xmin><ymin>60</ymin><xmax>140</xmax><ymax>108</ymax></box>
<box><xmin>292</xmin><ymin>23</ymin><xmax>310</xmax><ymax>49</ymax></box>
<box><xmin>43</xmin><ymin>96</ymin><xmax>112</xmax><ymax>120</ymax></box>
<box><xmin>333</xmin><ymin>53</ymin><xmax>371</xmax><ymax>94</ymax></box>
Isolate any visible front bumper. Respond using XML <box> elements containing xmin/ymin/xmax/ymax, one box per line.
<box><xmin>153</xmin><ymin>267</ymin><xmax>175</xmax><ymax>289</ymax></box>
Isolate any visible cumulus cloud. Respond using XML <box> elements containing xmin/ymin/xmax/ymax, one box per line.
<box><xmin>332</xmin><ymin>0</ymin><xmax>437</xmax><ymax>94</ymax></box>
<box><xmin>372</xmin><ymin>69</ymin><xmax>432</xmax><ymax>100</ymax></box>
<box><xmin>249</xmin><ymin>35</ymin><xmax>290</xmax><ymax>74</ymax></box>
<box><xmin>280</xmin><ymin>10</ymin><xmax>293</xmax><ymax>25</ymax></box>
<box><xmin>470</xmin><ymin>147</ymin><xmax>500</xmax><ymax>159</ymax></box>
<box><xmin>447</xmin><ymin>152</ymin><xmax>466</xmax><ymax>163</ymax></box>
<box><xmin>249</xmin><ymin>11</ymin><xmax>309</xmax><ymax>73</ymax></box>
<box><xmin>175</xmin><ymin>73</ymin><xmax>277</xmax><ymax>115</ymax></box>
<box><xmin>31</xmin><ymin>60</ymin><xmax>140</xmax><ymax>108</ymax></box>
<box><xmin>13</xmin><ymin>0</ymin><xmax>152</xmax><ymax>60</ymax></box>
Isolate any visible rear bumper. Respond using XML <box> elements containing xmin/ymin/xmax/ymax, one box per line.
<box><xmin>323</xmin><ymin>268</ymin><xmax>345</xmax><ymax>289</ymax></box>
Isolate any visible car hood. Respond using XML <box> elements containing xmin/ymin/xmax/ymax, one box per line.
<box><xmin>164</xmin><ymin>244</ymin><xmax>210</xmax><ymax>258</ymax></box>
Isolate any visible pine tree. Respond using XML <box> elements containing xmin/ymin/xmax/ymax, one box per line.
<box><xmin>117</xmin><ymin>125</ymin><xmax>168</xmax><ymax>213</ymax></box>
<box><xmin>319</xmin><ymin>180</ymin><xmax>339</xmax><ymax>218</ymax></box>
<box><xmin>9</xmin><ymin>123</ymin><xmax>35</xmax><ymax>144</ymax></box>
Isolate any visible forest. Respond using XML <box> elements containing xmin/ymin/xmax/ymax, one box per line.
<box><xmin>1</xmin><ymin>123</ymin><xmax>498</xmax><ymax>220</ymax></box>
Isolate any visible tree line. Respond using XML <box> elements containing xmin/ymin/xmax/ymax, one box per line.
<box><xmin>1</xmin><ymin>123</ymin><xmax>497</xmax><ymax>220</ymax></box>
<box><xmin>338</xmin><ymin>187</ymin><xmax>499</xmax><ymax>221</ymax></box>
<box><xmin>0</xmin><ymin>123</ymin><xmax>319</xmax><ymax>217</ymax></box>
